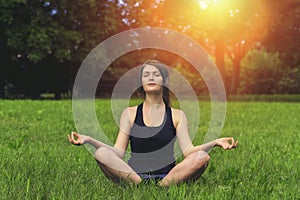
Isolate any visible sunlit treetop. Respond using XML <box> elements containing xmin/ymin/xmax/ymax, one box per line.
<box><xmin>189</xmin><ymin>0</ymin><xmax>270</xmax><ymax>43</ymax></box>
<box><xmin>197</xmin><ymin>0</ymin><xmax>240</xmax><ymax>18</ymax></box>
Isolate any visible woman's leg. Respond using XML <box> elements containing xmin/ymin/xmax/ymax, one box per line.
<box><xmin>94</xmin><ymin>147</ymin><xmax>142</xmax><ymax>184</ymax></box>
<box><xmin>159</xmin><ymin>150</ymin><xmax>210</xmax><ymax>187</ymax></box>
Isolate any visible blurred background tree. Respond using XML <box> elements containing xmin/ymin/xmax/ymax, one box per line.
<box><xmin>0</xmin><ymin>0</ymin><xmax>299</xmax><ymax>98</ymax></box>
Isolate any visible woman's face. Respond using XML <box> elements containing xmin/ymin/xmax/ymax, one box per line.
<box><xmin>141</xmin><ymin>64</ymin><xmax>164</xmax><ymax>94</ymax></box>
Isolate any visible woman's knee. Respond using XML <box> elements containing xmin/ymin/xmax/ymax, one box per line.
<box><xmin>199</xmin><ymin>151</ymin><xmax>210</xmax><ymax>162</ymax></box>
<box><xmin>94</xmin><ymin>147</ymin><xmax>111</xmax><ymax>163</ymax></box>
<box><xmin>192</xmin><ymin>151</ymin><xmax>210</xmax><ymax>169</ymax></box>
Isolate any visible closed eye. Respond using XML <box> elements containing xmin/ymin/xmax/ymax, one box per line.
<box><xmin>143</xmin><ymin>70</ymin><xmax>161</xmax><ymax>77</ymax></box>
<box><xmin>153</xmin><ymin>71</ymin><xmax>161</xmax><ymax>77</ymax></box>
<box><xmin>143</xmin><ymin>72</ymin><xmax>150</xmax><ymax>77</ymax></box>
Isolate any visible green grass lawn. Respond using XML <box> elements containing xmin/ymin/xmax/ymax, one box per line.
<box><xmin>0</xmin><ymin>99</ymin><xmax>299</xmax><ymax>200</ymax></box>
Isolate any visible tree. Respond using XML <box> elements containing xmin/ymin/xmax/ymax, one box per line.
<box><xmin>1</xmin><ymin>0</ymin><xmax>299</xmax><ymax>97</ymax></box>
<box><xmin>115</xmin><ymin>0</ymin><xmax>272</xmax><ymax>95</ymax></box>
<box><xmin>240</xmin><ymin>48</ymin><xmax>299</xmax><ymax>94</ymax></box>
<box><xmin>0</xmin><ymin>0</ymin><xmax>121</xmax><ymax>97</ymax></box>
<box><xmin>85</xmin><ymin>0</ymin><xmax>299</xmax><ymax>95</ymax></box>
<box><xmin>258</xmin><ymin>0</ymin><xmax>300</xmax><ymax>94</ymax></box>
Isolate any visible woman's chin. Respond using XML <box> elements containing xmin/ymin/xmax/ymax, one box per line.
<box><xmin>144</xmin><ymin>88</ymin><xmax>163</xmax><ymax>94</ymax></box>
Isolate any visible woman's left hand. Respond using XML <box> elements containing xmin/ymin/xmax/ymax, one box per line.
<box><xmin>216</xmin><ymin>137</ymin><xmax>238</xmax><ymax>150</ymax></box>
<box><xmin>67</xmin><ymin>132</ymin><xmax>89</xmax><ymax>145</ymax></box>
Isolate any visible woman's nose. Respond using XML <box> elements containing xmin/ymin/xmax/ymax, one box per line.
<box><xmin>149</xmin><ymin>73</ymin><xmax>154</xmax><ymax>80</ymax></box>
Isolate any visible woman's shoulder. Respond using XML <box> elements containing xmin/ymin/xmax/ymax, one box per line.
<box><xmin>125</xmin><ymin>105</ymin><xmax>138</xmax><ymax>113</ymax></box>
<box><xmin>170</xmin><ymin>108</ymin><xmax>186</xmax><ymax>127</ymax></box>
<box><xmin>170</xmin><ymin>107</ymin><xmax>185</xmax><ymax>116</ymax></box>
<box><xmin>122</xmin><ymin>106</ymin><xmax>138</xmax><ymax>124</ymax></box>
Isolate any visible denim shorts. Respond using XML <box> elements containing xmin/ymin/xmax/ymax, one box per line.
<box><xmin>138</xmin><ymin>173</ymin><xmax>167</xmax><ymax>183</ymax></box>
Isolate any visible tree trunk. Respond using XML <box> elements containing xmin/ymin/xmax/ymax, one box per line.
<box><xmin>230</xmin><ymin>60</ymin><xmax>241</xmax><ymax>95</ymax></box>
<box><xmin>227</xmin><ymin>42</ymin><xmax>246</xmax><ymax>95</ymax></box>
<box><xmin>215</xmin><ymin>38</ymin><xmax>226</xmax><ymax>87</ymax></box>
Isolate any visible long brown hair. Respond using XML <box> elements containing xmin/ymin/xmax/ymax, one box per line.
<box><xmin>138</xmin><ymin>60</ymin><xmax>170</xmax><ymax>106</ymax></box>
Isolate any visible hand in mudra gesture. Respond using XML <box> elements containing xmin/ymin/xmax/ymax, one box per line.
<box><xmin>67</xmin><ymin>132</ymin><xmax>89</xmax><ymax>145</ymax></box>
<box><xmin>216</xmin><ymin>137</ymin><xmax>238</xmax><ymax>150</ymax></box>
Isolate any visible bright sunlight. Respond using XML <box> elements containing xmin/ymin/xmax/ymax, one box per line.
<box><xmin>198</xmin><ymin>0</ymin><xmax>230</xmax><ymax>10</ymax></box>
<box><xmin>198</xmin><ymin>0</ymin><xmax>237</xmax><ymax>17</ymax></box>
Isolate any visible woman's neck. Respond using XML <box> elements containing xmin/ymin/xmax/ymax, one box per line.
<box><xmin>144</xmin><ymin>93</ymin><xmax>164</xmax><ymax>107</ymax></box>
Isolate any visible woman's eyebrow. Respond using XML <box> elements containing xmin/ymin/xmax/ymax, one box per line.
<box><xmin>143</xmin><ymin>70</ymin><xmax>159</xmax><ymax>73</ymax></box>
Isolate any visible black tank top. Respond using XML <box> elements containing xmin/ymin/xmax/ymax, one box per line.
<box><xmin>128</xmin><ymin>103</ymin><xmax>176</xmax><ymax>175</ymax></box>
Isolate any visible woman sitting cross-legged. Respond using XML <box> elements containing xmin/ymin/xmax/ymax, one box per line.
<box><xmin>68</xmin><ymin>60</ymin><xmax>238</xmax><ymax>187</ymax></box>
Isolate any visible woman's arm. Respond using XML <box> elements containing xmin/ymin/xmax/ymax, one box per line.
<box><xmin>174</xmin><ymin>110</ymin><xmax>238</xmax><ymax>157</ymax></box>
<box><xmin>183</xmin><ymin>137</ymin><xmax>238</xmax><ymax>155</ymax></box>
<box><xmin>68</xmin><ymin>107</ymin><xmax>133</xmax><ymax>158</ymax></box>
<box><xmin>68</xmin><ymin>132</ymin><xmax>126</xmax><ymax>158</ymax></box>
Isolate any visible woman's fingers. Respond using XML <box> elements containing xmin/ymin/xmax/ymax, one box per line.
<box><xmin>222</xmin><ymin>137</ymin><xmax>238</xmax><ymax>149</ymax></box>
<box><xmin>72</xmin><ymin>132</ymin><xmax>83</xmax><ymax>145</ymax></box>
<box><xmin>71</xmin><ymin>132</ymin><xmax>79</xmax><ymax>142</ymax></box>
<box><xmin>67</xmin><ymin>132</ymin><xmax>81</xmax><ymax>145</ymax></box>
<box><xmin>67</xmin><ymin>134</ymin><xmax>72</xmax><ymax>143</ymax></box>
<box><xmin>72</xmin><ymin>132</ymin><xmax>80</xmax><ymax>138</ymax></box>
<box><xmin>230</xmin><ymin>137</ymin><xmax>234</xmax><ymax>147</ymax></box>
<box><xmin>229</xmin><ymin>138</ymin><xmax>238</xmax><ymax>149</ymax></box>
<box><xmin>234</xmin><ymin>140</ymin><xmax>238</xmax><ymax>147</ymax></box>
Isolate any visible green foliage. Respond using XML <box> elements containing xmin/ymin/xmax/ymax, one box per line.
<box><xmin>0</xmin><ymin>99</ymin><xmax>299</xmax><ymax>199</ymax></box>
<box><xmin>240</xmin><ymin>49</ymin><xmax>299</xmax><ymax>94</ymax></box>
<box><xmin>0</xmin><ymin>0</ymin><xmax>26</xmax><ymax>23</ymax></box>
<box><xmin>0</xmin><ymin>0</ymin><xmax>299</xmax><ymax>95</ymax></box>
<box><xmin>0</xmin><ymin>0</ymin><xmax>119</xmax><ymax>63</ymax></box>
<box><xmin>173</xmin><ymin>62</ymin><xmax>208</xmax><ymax>95</ymax></box>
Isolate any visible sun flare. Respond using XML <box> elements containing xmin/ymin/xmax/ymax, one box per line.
<box><xmin>198</xmin><ymin>0</ymin><xmax>221</xmax><ymax>10</ymax></box>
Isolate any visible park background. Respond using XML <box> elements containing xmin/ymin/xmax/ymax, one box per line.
<box><xmin>0</xmin><ymin>0</ymin><xmax>299</xmax><ymax>98</ymax></box>
<box><xmin>0</xmin><ymin>0</ymin><xmax>299</xmax><ymax>199</ymax></box>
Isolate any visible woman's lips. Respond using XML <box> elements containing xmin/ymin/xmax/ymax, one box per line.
<box><xmin>147</xmin><ymin>83</ymin><xmax>157</xmax><ymax>86</ymax></box>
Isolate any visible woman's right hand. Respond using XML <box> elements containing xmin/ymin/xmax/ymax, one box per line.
<box><xmin>67</xmin><ymin>132</ymin><xmax>89</xmax><ymax>145</ymax></box>
<box><xmin>216</xmin><ymin>137</ymin><xmax>238</xmax><ymax>150</ymax></box>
